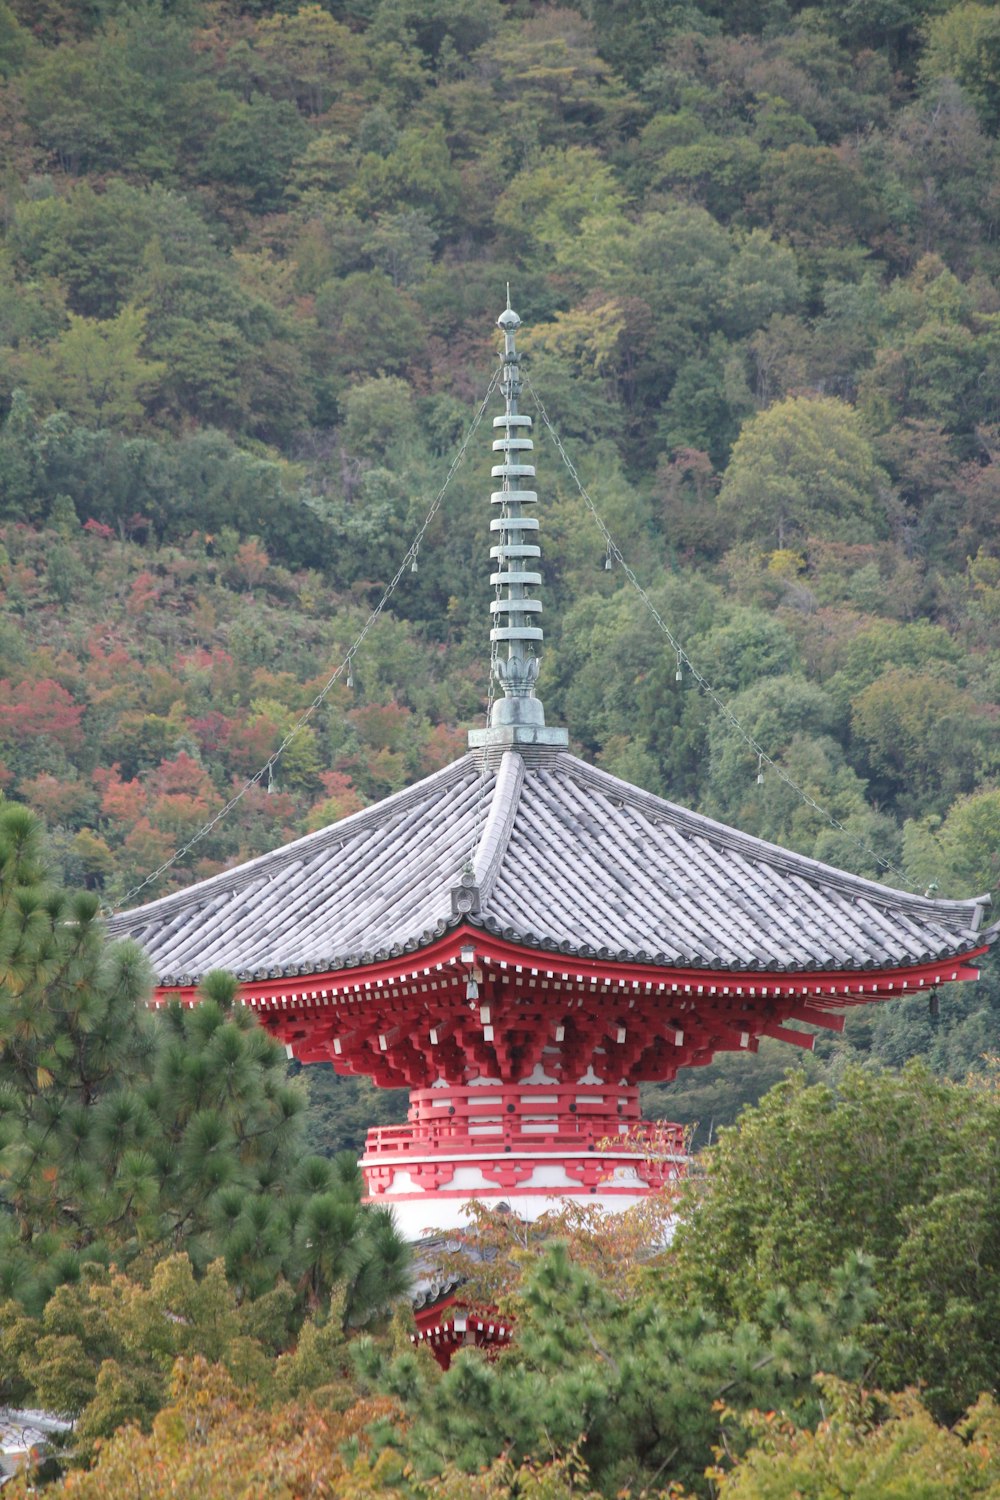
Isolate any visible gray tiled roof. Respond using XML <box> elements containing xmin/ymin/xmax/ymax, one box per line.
<box><xmin>107</xmin><ymin>749</ymin><xmax>996</xmax><ymax>986</ymax></box>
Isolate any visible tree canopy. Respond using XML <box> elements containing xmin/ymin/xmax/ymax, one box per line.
<box><xmin>0</xmin><ymin>801</ymin><xmax>409</xmax><ymax>1430</ymax></box>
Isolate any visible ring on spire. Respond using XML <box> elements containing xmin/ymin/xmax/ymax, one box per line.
<box><xmin>468</xmin><ymin>302</ymin><xmax>568</xmax><ymax>753</ymax></box>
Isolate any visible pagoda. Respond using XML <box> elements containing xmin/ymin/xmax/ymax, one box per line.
<box><xmin>109</xmin><ymin>303</ymin><xmax>998</xmax><ymax>1243</ymax></box>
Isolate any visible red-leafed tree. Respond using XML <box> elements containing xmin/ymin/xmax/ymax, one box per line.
<box><xmin>93</xmin><ymin>764</ymin><xmax>148</xmax><ymax>825</ymax></box>
<box><xmin>0</xmin><ymin>678</ymin><xmax>84</xmax><ymax>748</ymax></box>
<box><xmin>149</xmin><ymin>752</ymin><xmax>217</xmax><ymax>802</ymax></box>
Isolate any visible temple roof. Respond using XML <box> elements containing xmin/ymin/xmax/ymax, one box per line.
<box><xmin>107</xmin><ymin>746</ymin><xmax>996</xmax><ymax>988</ymax></box>
<box><xmin>107</xmin><ymin>304</ymin><xmax>998</xmax><ymax>990</ymax></box>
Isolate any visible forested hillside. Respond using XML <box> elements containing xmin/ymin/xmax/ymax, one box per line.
<box><xmin>5</xmin><ymin>6</ymin><xmax>1000</xmax><ymax>1492</ymax></box>
<box><xmin>2</xmin><ymin>0</ymin><xmax>1000</xmax><ymax>1134</ymax></box>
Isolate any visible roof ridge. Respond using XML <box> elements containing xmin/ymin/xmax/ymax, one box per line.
<box><xmin>554</xmin><ymin>753</ymin><xmax>992</xmax><ymax>928</ymax></box>
<box><xmin>107</xmin><ymin>753</ymin><xmax>478</xmax><ymax>929</ymax></box>
<box><xmin>471</xmin><ymin>750</ymin><xmax>525</xmax><ymax>907</ymax></box>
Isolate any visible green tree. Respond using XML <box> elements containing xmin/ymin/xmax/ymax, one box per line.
<box><xmin>0</xmin><ymin>2</ymin><xmax>30</xmax><ymax>77</ymax></box>
<box><xmin>253</xmin><ymin>4</ymin><xmax>367</xmax><ymax>116</ymax></box>
<box><xmin>341</xmin><ymin>122</ymin><xmax>462</xmax><ymax>228</ymax></box>
<box><xmin>653</xmin><ymin>136</ymin><xmax>763</xmax><ymax>221</ymax></box>
<box><xmin>703</xmin><ymin>677</ymin><xmax>883</xmax><ymax>859</ymax></box>
<box><xmin>493</xmin><ymin>146</ymin><xmax>627</xmax><ymax>267</ymax></box>
<box><xmin>131</xmin><ymin>245</ymin><xmax>312</xmax><ymax>440</ymax></box>
<box><xmin>668</xmin><ymin>1064</ymin><xmax>1000</xmax><ymax>1422</ymax></box>
<box><xmin>300</xmin><ymin>1065</ymin><xmax>409</xmax><ymax>1159</ymax></box>
<box><xmin>935</xmin><ymin>789</ymin><xmax>1000</xmax><ymax>897</ymax></box>
<box><xmin>823</xmin><ymin>618</ymin><xmax>962</xmax><ymax>716</ymax></box>
<box><xmin>364</xmin><ymin>209</ymin><xmax>437</xmax><ymax>288</ymax></box>
<box><xmin>717</xmin><ymin>395</ymin><xmax>892</xmax><ymax>547</ymax></box>
<box><xmin>585</xmin><ymin>0</ymin><xmax>712</xmax><ymax>85</ymax></box>
<box><xmin>877</xmin><ymin>83</ymin><xmax>999</xmax><ymax>279</ymax></box>
<box><xmin>341</xmin><ymin>373</ymin><xmax>419</xmax><ymax>461</ymax></box>
<box><xmin>0</xmin><ymin>405</ymin><xmax>327</xmax><ymax>567</ymax></box>
<box><xmin>371</xmin><ymin>0</ymin><xmax>504</xmax><ymax>64</ymax></box>
<box><xmin>0</xmin><ymin>802</ymin><xmax>158</xmax><ymax>1301</ymax></box>
<box><xmin>9</xmin><ymin>179</ymin><xmax>218</xmax><ymax>320</ymax></box>
<box><xmin>19</xmin><ymin>8</ymin><xmax>223</xmax><ymax>178</ymax></box>
<box><xmin>850</xmin><ymin>666</ymin><xmax>998</xmax><ymax>812</ymax></box>
<box><xmin>17</xmin><ymin>305</ymin><xmax>164</xmax><ymax>429</ymax></box>
<box><xmin>361</xmin><ymin>1239</ymin><xmax>874</xmax><ymax>1496</ymax></box>
<box><xmin>0</xmin><ymin>805</ymin><xmax>408</xmax><ymax>1329</ymax></box>
<box><xmin>314</xmin><ymin>269</ymin><xmax>422</xmax><ymax>388</ymax></box>
<box><xmin>204</xmin><ymin>96</ymin><xmax>310</xmax><ymax>213</ymax></box>
<box><xmin>660</xmin><ymin>336</ymin><xmax>747</xmax><ymax>462</ymax></box>
<box><xmin>749</xmin><ymin>143</ymin><xmax>883</xmax><ymax>261</ymax></box>
<box><xmin>0</xmin><ymin>1254</ymin><xmax>277</xmax><ymax>1437</ymax></box>
<box><xmin>857</xmin><ymin>260</ymin><xmax>1000</xmax><ymax>438</ymax></box>
<box><xmin>704</xmin><ymin>1381</ymin><xmax>1000</xmax><ymax>1499</ymax></box>
<box><xmin>922</xmin><ymin>3</ymin><xmax>1000</xmax><ymax>133</ymax></box>
<box><xmin>485</xmin><ymin>9</ymin><xmax>636</xmax><ymax>154</ymax></box>
<box><xmin>616</xmin><ymin>204</ymin><xmax>734</xmax><ymax>447</ymax></box>
<box><xmin>719</xmin><ymin>229</ymin><xmax>802</xmax><ymax>338</ymax></box>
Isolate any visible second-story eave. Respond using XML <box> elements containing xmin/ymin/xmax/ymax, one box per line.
<box><xmin>146</xmin><ymin>922</ymin><xmax>990</xmax><ymax>1021</ymax></box>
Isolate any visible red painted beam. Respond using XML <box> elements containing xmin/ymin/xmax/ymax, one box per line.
<box><xmin>786</xmin><ymin>1004</ymin><xmax>845</xmax><ymax>1032</ymax></box>
<box><xmin>759</xmin><ymin>1022</ymin><xmax>815</xmax><ymax>1050</ymax></box>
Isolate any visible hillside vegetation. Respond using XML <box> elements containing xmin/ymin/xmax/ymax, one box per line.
<box><xmin>2</xmin><ymin>1</ymin><xmax>1000</xmax><ymax>1114</ymax></box>
<box><xmin>5</xmin><ymin>4</ymin><xmax>1000</xmax><ymax>1492</ymax></box>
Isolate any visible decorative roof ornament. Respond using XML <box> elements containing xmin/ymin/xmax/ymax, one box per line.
<box><xmin>469</xmin><ymin>295</ymin><xmax>568</xmax><ymax>754</ymax></box>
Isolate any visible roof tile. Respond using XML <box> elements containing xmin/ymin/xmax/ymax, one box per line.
<box><xmin>107</xmin><ymin>749</ymin><xmax>996</xmax><ymax>984</ymax></box>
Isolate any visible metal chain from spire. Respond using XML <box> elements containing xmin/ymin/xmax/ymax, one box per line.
<box><xmin>524</xmin><ymin>372</ymin><xmax>911</xmax><ymax>889</ymax></box>
<box><xmin>106</xmin><ymin>364</ymin><xmax>502</xmax><ymax>916</ymax></box>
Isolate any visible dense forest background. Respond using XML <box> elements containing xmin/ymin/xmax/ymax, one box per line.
<box><xmin>5</xmin><ymin>3</ymin><xmax>1000</xmax><ymax>1494</ymax></box>
<box><xmin>2</xmin><ymin>0</ymin><xmax>1000</xmax><ymax>1145</ymax></box>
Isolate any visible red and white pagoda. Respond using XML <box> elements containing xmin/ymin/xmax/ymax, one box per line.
<box><xmin>109</xmin><ymin>304</ymin><xmax>998</xmax><ymax>1242</ymax></box>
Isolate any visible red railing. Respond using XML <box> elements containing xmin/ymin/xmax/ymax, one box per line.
<box><xmin>361</xmin><ymin>1081</ymin><xmax>686</xmax><ymax>1161</ymax></box>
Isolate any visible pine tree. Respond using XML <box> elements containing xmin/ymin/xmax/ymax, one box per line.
<box><xmin>0</xmin><ymin>804</ymin><xmax>409</xmax><ymax>1331</ymax></box>
<box><xmin>358</xmin><ymin>1239</ymin><xmax>875</xmax><ymax>1496</ymax></box>
<box><xmin>0</xmin><ymin>802</ymin><xmax>158</xmax><ymax>1307</ymax></box>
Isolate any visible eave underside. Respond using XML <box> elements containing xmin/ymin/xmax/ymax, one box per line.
<box><xmin>152</xmin><ymin>926</ymin><xmax>986</xmax><ymax>1090</ymax></box>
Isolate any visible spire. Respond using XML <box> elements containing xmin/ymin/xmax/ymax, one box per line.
<box><xmin>469</xmin><ymin>300</ymin><xmax>568</xmax><ymax>754</ymax></box>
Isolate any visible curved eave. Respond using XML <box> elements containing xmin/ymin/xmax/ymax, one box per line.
<box><xmin>140</xmin><ymin>904</ymin><xmax>999</xmax><ymax>994</ymax></box>
<box><xmin>148</xmin><ymin>921</ymin><xmax>992</xmax><ymax>1010</ymax></box>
